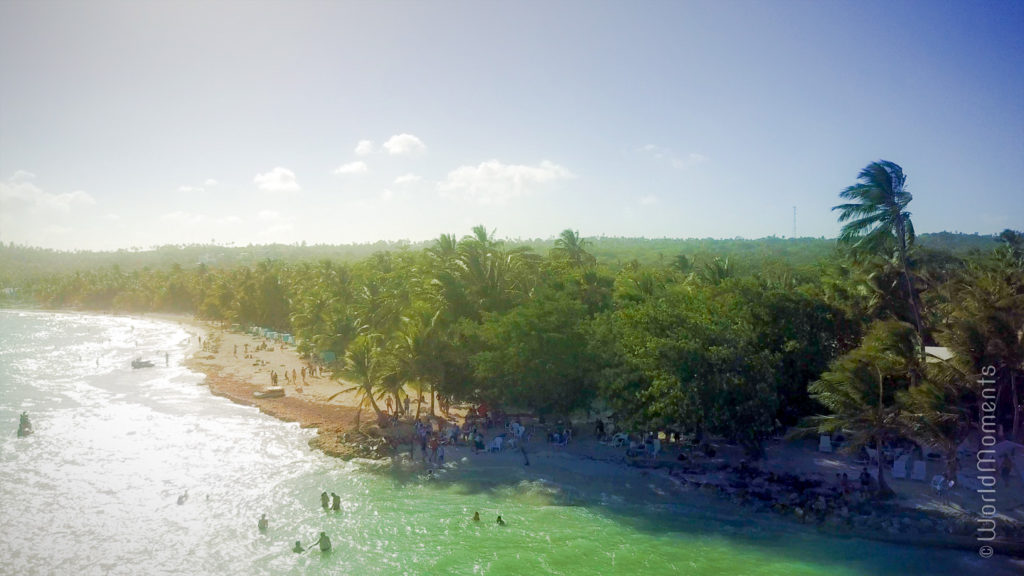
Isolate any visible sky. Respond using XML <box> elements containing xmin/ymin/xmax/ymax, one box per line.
<box><xmin>1</xmin><ymin>0</ymin><xmax>1021</xmax><ymax>251</ymax></box>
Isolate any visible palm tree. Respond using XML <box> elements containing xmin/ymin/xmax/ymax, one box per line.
<box><xmin>833</xmin><ymin>160</ymin><xmax>922</xmax><ymax>338</ymax></box>
<box><xmin>551</xmin><ymin>229</ymin><xmax>596</xmax><ymax>268</ymax></box>
<box><xmin>808</xmin><ymin>320</ymin><xmax>921</xmax><ymax>497</ymax></box>
<box><xmin>328</xmin><ymin>335</ymin><xmax>390</xmax><ymax>427</ymax></box>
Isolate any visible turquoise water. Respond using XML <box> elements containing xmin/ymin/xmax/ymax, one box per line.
<box><xmin>0</xmin><ymin>310</ymin><xmax>1015</xmax><ymax>575</ymax></box>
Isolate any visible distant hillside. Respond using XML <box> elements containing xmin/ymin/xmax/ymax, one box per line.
<box><xmin>0</xmin><ymin>231</ymin><xmax>1006</xmax><ymax>287</ymax></box>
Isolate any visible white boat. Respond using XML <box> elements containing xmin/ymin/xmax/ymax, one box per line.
<box><xmin>253</xmin><ymin>387</ymin><xmax>285</xmax><ymax>399</ymax></box>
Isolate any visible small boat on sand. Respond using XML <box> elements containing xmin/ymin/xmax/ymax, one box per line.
<box><xmin>132</xmin><ymin>358</ymin><xmax>155</xmax><ymax>369</ymax></box>
<box><xmin>253</xmin><ymin>386</ymin><xmax>285</xmax><ymax>399</ymax></box>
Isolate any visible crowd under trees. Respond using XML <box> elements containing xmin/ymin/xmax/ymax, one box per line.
<box><xmin>6</xmin><ymin>161</ymin><xmax>1022</xmax><ymax>480</ymax></box>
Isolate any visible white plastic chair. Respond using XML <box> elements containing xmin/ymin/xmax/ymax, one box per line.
<box><xmin>488</xmin><ymin>437</ymin><xmax>503</xmax><ymax>453</ymax></box>
<box><xmin>911</xmin><ymin>460</ymin><xmax>927</xmax><ymax>481</ymax></box>
<box><xmin>892</xmin><ymin>455</ymin><xmax>909</xmax><ymax>479</ymax></box>
<box><xmin>930</xmin><ymin>474</ymin><xmax>946</xmax><ymax>494</ymax></box>
<box><xmin>818</xmin><ymin>435</ymin><xmax>833</xmax><ymax>453</ymax></box>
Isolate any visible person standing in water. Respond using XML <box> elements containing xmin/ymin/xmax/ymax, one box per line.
<box><xmin>496</xmin><ymin>515</ymin><xmax>506</xmax><ymax>525</ymax></box>
<box><xmin>472</xmin><ymin>511</ymin><xmax>480</xmax><ymax>522</ymax></box>
<box><xmin>320</xmin><ymin>491</ymin><xmax>329</xmax><ymax>509</ymax></box>
<box><xmin>258</xmin><ymin>513</ymin><xmax>268</xmax><ymax>532</ymax></box>
<box><xmin>315</xmin><ymin>532</ymin><xmax>331</xmax><ymax>552</ymax></box>
<box><xmin>292</xmin><ymin>541</ymin><xmax>304</xmax><ymax>553</ymax></box>
<box><xmin>331</xmin><ymin>492</ymin><xmax>340</xmax><ymax>511</ymax></box>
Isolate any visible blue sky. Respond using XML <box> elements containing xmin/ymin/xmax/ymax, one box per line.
<box><xmin>1</xmin><ymin>1</ymin><xmax>1021</xmax><ymax>250</ymax></box>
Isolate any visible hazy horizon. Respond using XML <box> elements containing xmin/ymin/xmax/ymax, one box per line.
<box><xmin>2</xmin><ymin>1</ymin><xmax>1021</xmax><ymax>251</ymax></box>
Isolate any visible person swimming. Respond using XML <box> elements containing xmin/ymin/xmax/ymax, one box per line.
<box><xmin>472</xmin><ymin>511</ymin><xmax>480</xmax><ymax>522</ymax></box>
<box><xmin>496</xmin><ymin>515</ymin><xmax>505</xmax><ymax>525</ymax></box>
<box><xmin>258</xmin><ymin>513</ymin><xmax>268</xmax><ymax>532</ymax></box>
<box><xmin>292</xmin><ymin>541</ymin><xmax>304</xmax><ymax>553</ymax></box>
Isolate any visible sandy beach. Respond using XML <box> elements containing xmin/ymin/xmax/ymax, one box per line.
<box><xmin>157</xmin><ymin>314</ymin><xmax>1024</xmax><ymax>559</ymax></box>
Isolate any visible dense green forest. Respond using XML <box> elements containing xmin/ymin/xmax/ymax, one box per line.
<box><xmin>2</xmin><ymin>162</ymin><xmax>1021</xmax><ymax>496</ymax></box>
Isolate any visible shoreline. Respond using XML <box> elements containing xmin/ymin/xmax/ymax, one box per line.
<box><xmin>108</xmin><ymin>312</ymin><xmax>1024</xmax><ymax>560</ymax></box>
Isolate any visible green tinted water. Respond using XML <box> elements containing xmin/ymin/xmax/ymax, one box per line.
<box><xmin>0</xmin><ymin>311</ymin><xmax>1012</xmax><ymax>575</ymax></box>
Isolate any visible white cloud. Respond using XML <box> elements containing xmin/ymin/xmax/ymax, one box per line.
<box><xmin>438</xmin><ymin>159</ymin><xmax>574</xmax><ymax>205</ymax></box>
<box><xmin>204</xmin><ymin>179</ymin><xmax>219</xmax><ymax>187</ymax></box>
<box><xmin>0</xmin><ymin>174</ymin><xmax>95</xmax><ymax>214</ymax></box>
<box><xmin>639</xmin><ymin>195</ymin><xmax>659</xmax><ymax>206</ymax></box>
<box><xmin>160</xmin><ymin>211</ymin><xmax>206</xmax><ymax>226</ymax></box>
<box><xmin>254</xmin><ymin>167</ymin><xmax>300</xmax><ymax>193</ymax></box>
<box><xmin>11</xmin><ymin>170</ymin><xmax>36</xmax><ymax>183</ymax></box>
<box><xmin>383</xmin><ymin>133</ymin><xmax>426</xmax><ymax>156</ymax></box>
<box><xmin>354</xmin><ymin>140</ymin><xmax>374</xmax><ymax>156</ymax></box>
<box><xmin>379</xmin><ymin>189</ymin><xmax>394</xmax><ymax>202</ymax></box>
<box><xmin>254</xmin><ymin>209</ymin><xmax>294</xmax><ymax>236</ymax></box>
<box><xmin>393</xmin><ymin>173</ymin><xmax>421</xmax><ymax>185</ymax></box>
<box><xmin>178</xmin><ymin>185</ymin><xmax>201</xmax><ymax>193</ymax></box>
<box><xmin>334</xmin><ymin>161</ymin><xmax>368</xmax><ymax>175</ymax></box>
<box><xmin>641</xmin><ymin>145</ymin><xmax>708</xmax><ymax>170</ymax></box>
<box><xmin>46</xmin><ymin>190</ymin><xmax>95</xmax><ymax>212</ymax></box>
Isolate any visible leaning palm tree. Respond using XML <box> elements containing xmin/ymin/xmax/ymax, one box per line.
<box><xmin>808</xmin><ymin>320</ymin><xmax>921</xmax><ymax>497</ymax></box>
<box><xmin>328</xmin><ymin>334</ymin><xmax>389</xmax><ymax>427</ymax></box>
<box><xmin>833</xmin><ymin>160</ymin><xmax>922</xmax><ymax>338</ymax></box>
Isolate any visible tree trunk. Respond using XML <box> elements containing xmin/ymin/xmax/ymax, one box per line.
<box><xmin>1012</xmin><ymin>372</ymin><xmax>1020</xmax><ymax>441</ymax></box>
<box><xmin>365</xmin><ymin>387</ymin><xmax>384</xmax><ymax>421</ymax></box>
<box><xmin>876</xmin><ymin>441</ymin><xmax>894</xmax><ymax>497</ymax></box>
<box><xmin>430</xmin><ymin>382</ymin><xmax>436</xmax><ymax>417</ymax></box>
<box><xmin>945</xmin><ymin>449</ymin><xmax>958</xmax><ymax>484</ymax></box>
<box><xmin>895</xmin><ymin>220</ymin><xmax>924</xmax><ymax>343</ymax></box>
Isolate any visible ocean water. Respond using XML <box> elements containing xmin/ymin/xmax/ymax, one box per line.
<box><xmin>0</xmin><ymin>310</ymin><xmax>1016</xmax><ymax>576</ymax></box>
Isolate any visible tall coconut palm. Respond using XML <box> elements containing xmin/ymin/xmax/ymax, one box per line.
<box><xmin>551</xmin><ymin>229</ymin><xmax>596</xmax><ymax>268</ymax></box>
<box><xmin>833</xmin><ymin>160</ymin><xmax>922</xmax><ymax>339</ymax></box>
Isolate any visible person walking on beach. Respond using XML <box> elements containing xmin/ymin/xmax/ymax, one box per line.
<box><xmin>404</xmin><ymin>396</ymin><xmax>410</xmax><ymax>415</ymax></box>
<box><xmin>429</xmin><ymin>435</ymin><xmax>439</xmax><ymax>463</ymax></box>
<box><xmin>320</xmin><ymin>491</ymin><xmax>329</xmax><ymax>509</ymax></box>
<box><xmin>386</xmin><ymin>396</ymin><xmax>393</xmax><ymax>415</ymax></box>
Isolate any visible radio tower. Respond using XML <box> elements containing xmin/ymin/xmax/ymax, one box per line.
<box><xmin>792</xmin><ymin>206</ymin><xmax>797</xmax><ymax>239</ymax></box>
